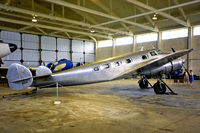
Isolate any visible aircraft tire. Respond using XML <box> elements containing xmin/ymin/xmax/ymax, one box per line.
<box><xmin>153</xmin><ymin>81</ymin><xmax>166</xmax><ymax>94</ymax></box>
<box><xmin>139</xmin><ymin>79</ymin><xmax>148</xmax><ymax>89</ymax></box>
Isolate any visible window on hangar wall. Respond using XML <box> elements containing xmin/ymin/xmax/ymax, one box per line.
<box><xmin>116</xmin><ymin>36</ymin><xmax>133</xmax><ymax>46</ymax></box>
<box><xmin>136</xmin><ymin>33</ymin><xmax>158</xmax><ymax>43</ymax></box>
<box><xmin>162</xmin><ymin>28</ymin><xmax>188</xmax><ymax>40</ymax></box>
<box><xmin>98</xmin><ymin>40</ymin><xmax>112</xmax><ymax>48</ymax></box>
<box><xmin>193</xmin><ymin>25</ymin><xmax>200</xmax><ymax>36</ymax></box>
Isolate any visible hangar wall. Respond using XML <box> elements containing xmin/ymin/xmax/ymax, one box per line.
<box><xmin>96</xmin><ymin>32</ymin><xmax>200</xmax><ymax>76</ymax></box>
<box><xmin>1</xmin><ymin>30</ymin><xmax>95</xmax><ymax>67</ymax></box>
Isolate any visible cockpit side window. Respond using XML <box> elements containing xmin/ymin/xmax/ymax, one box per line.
<box><xmin>115</xmin><ymin>61</ymin><xmax>121</xmax><ymax>66</ymax></box>
<box><xmin>103</xmin><ymin>64</ymin><xmax>110</xmax><ymax>69</ymax></box>
<box><xmin>142</xmin><ymin>55</ymin><xmax>148</xmax><ymax>60</ymax></box>
<box><xmin>126</xmin><ymin>59</ymin><xmax>132</xmax><ymax>63</ymax></box>
<box><xmin>94</xmin><ymin>66</ymin><xmax>99</xmax><ymax>71</ymax></box>
<box><xmin>150</xmin><ymin>51</ymin><xmax>157</xmax><ymax>56</ymax></box>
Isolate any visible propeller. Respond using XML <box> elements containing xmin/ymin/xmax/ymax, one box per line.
<box><xmin>182</xmin><ymin>63</ymin><xmax>191</xmax><ymax>76</ymax></box>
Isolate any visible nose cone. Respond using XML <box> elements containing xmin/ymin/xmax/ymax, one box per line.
<box><xmin>9</xmin><ymin>43</ymin><xmax>17</xmax><ymax>53</ymax></box>
<box><xmin>182</xmin><ymin>59</ymin><xmax>185</xmax><ymax>64</ymax></box>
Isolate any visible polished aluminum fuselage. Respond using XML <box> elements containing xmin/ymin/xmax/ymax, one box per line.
<box><xmin>32</xmin><ymin>50</ymin><xmax>182</xmax><ymax>88</ymax></box>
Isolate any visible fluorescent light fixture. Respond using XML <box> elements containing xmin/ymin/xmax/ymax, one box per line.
<box><xmin>152</xmin><ymin>13</ymin><xmax>157</xmax><ymax>20</ymax></box>
<box><xmin>32</xmin><ymin>14</ymin><xmax>37</xmax><ymax>22</ymax></box>
<box><xmin>90</xmin><ymin>29</ymin><xmax>95</xmax><ymax>33</ymax></box>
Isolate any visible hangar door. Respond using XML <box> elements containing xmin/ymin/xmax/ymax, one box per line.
<box><xmin>41</xmin><ymin>36</ymin><xmax>56</xmax><ymax>65</ymax></box>
<box><xmin>1</xmin><ymin>30</ymin><xmax>95</xmax><ymax>67</ymax></box>
<box><xmin>22</xmin><ymin>33</ymin><xmax>40</xmax><ymax>67</ymax></box>
<box><xmin>41</xmin><ymin>36</ymin><xmax>71</xmax><ymax>65</ymax></box>
<box><xmin>57</xmin><ymin>38</ymin><xmax>70</xmax><ymax>61</ymax></box>
<box><xmin>72</xmin><ymin>40</ymin><xmax>95</xmax><ymax>65</ymax></box>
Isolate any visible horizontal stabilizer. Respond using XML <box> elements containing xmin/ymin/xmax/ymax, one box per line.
<box><xmin>36</xmin><ymin>66</ymin><xmax>52</xmax><ymax>76</ymax></box>
<box><xmin>7</xmin><ymin>63</ymin><xmax>33</xmax><ymax>90</ymax></box>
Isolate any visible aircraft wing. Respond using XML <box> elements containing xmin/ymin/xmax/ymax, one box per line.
<box><xmin>115</xmin><ymin>48</ymin><xmax>193</xmax><ymax>80</ymax></box>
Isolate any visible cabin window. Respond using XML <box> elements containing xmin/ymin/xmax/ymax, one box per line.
<box><xmin>150</xmin><ymin>51</ymin><xmax>157</xmax><ymax>56</ymax></box>
<box><xmin>142</xmin><ymin>55</ymin><xmax>148</xmax><ymax>60</ymax></box>
<box><xmin>94</xmin><ymin>66</ymin><xmax>99</xmax><ymax>71</ymax></box>
<box><xmin>103</xmin><ymin>64</ymin><xmax>110</xmax><ymax>69</ymax></box>
<box><xmin>115</xmin><ymin>61</ymin><xmax>121</xmax><ymax>66</ymax></box>
<box><xmin>126</xmin><ymin>59</ymin><xmax>132</xmax><ymax>63</ymax></box>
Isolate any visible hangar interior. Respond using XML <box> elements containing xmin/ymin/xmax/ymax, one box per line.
<box><xmin>0</xmin><ymin>0</ymin><xmax>200</xmax><ymax>76</ymax></box>
<box><xmin>0</xmin><ymin>0</ymin><xmax>200</xmax><ymax>133</ymax></box>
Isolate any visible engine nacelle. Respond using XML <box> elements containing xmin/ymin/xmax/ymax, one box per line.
<box><xmin>141</xmin><ymin>59</ymin><xmax>184</xmax><ymax>76</ymax></box>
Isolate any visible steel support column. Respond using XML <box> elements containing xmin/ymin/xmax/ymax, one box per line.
<box><xmin>157</xmin><ymin>32</ymin><xmax>162</xmax><ymax>51</ymax></box>
<box><xmin>187</xmin><ymin>27</ymin><xmax>193</xmax><ymax>70</ymax></box>
<box><xmin>39</xmin><ymin>35</ymin><xmax>42</xmax><ymax>65</ymax></box>
<box><xmin>70</xmin><ymin>39</ymin><xmax>72</xmax><ymax>61</ymax></box>
<box><xmin>112</xmin><ymin>39</ymin><xmax>116</xmax><ymax>57</ymax></box>
<box><xmin>133</xmin><ymin>36</ymin><xmax>136</xmax><ymax>52</ymax></box>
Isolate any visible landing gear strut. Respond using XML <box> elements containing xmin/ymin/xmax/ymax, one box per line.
<box><xmin>153</xmin><ymin>78</ymin><xmax>177</xmax><ymax>95</ymax></box>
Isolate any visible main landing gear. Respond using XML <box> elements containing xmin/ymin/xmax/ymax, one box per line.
<box><xmin>138</xmin><ymin>77</ymin><xmax>153</xmax><ymax>89</ymax></box>
<box><xmin>138</xmin><ymin>77</ymin><xmax>177</xmax><ymax>95</ymax></box>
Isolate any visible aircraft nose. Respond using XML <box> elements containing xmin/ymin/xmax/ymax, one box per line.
<box><xmin>9</xmin><ymin>43</ymin><xmax>17</xmax><ymax>52</ymax></box>
<box><xmin>182</xmin><ymin>59</ymin><xmax>185</xmax><ymax>63</ymax></box>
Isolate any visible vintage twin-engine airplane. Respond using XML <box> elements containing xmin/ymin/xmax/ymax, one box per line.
<box><xmin>7</xmin><ymin>48</ymin><xmax>193</xmax><ymax>94</ymax></box>
<box><xmin>0</xmin><ymin>39</ymin><xmax>17</xmax><ymax>58</ymax></box>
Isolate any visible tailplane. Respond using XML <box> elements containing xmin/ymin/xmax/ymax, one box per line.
<box><xmin>7</xmin><ymin>63</ymin><xmax>33</xmax><ymax>90</ymax></box>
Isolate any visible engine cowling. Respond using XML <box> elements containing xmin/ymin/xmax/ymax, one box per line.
<box><xmin>141</xmin><ymin>59</ymin><xmax>184</xmax><ymax>76</ymax></box>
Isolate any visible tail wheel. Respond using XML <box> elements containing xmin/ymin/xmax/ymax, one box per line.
<box><xmin>153</xmin><ymin>81</ymin><xmax>166</xmax><ymax>94</ymax></box>
<box><xmin>139</xmin><ymin>78</ymin><xmax>148</xmax><ymax>89</ymax></box>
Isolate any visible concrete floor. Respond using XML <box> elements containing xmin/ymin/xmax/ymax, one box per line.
<box><xmin>0</xmin><ymin>79</ymin><xmax>200</xmax><ymax>133</ymax></box>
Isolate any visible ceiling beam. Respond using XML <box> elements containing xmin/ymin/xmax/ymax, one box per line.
<box><xmin>137</xmin><ymin>8</ymin><xmax>155</xmax><ymax>27</ymax></box>
<box><xmin>49</xmin><ymin>31</ymin><xmax>62</xmax><ymax>35</ymax></box>
<box><xmin>18</xmin><ymin>26</ymin><xmax>32</xmax><ymax>31</ymax></box>
<box><xmin>44</xmin><ymin>0</ymin><xmax>120</xmax><ymax>19</ymax></box>
<box><xmin>126</xmin><ymin>0</ymin><xmax>189</xmax><ymax>27</ymax></box>
<box><xmin>89</xmin><ymin>0</ymin><xmax>131</xmax><ymax>32</ymax></box>
<box><xmin>173</xmin><ymin>0</ymin><xmax>190</xmax><ymax>26</ymax></box>
<box><xmin>34</xmin><ymin>26</ymin><xmax>47</xmax><ymax>35</ymax></box>
<box><xmin>64</xmin><ymin>32</ymin><xmax>71</xmax><ymax>38</ymax></box>
<box><xmin>0</xmin><ymin>4</ymin><xmax>131</xmax><ymax>36</ymax></box>
<box><xmin>91</xmin><ymin>0</ymin><xmax>199</xmax><ymax>28</ymax></box>
<box><xmin>71</xmin><ymin>9</ymin><xmax>98</xmax><ymax>25</ymax></box>
<box><xmin>43</xmin><ymin>0</ymin><xmax>157</xmax><ymax>32</ymax></box>
<box><xmin>0</xmin><ymin>11</ymin><xmax>116</xmax><ymax>36</ymax></box>
<box><xmin>0</xmin><ymin>25</ymin><xmax>92</xmax><ymax>41</ymax></box>
<box><xmin>0</xmin><ymin>17</ymin><xmax>112</xmax><ymax>39</ymax></box>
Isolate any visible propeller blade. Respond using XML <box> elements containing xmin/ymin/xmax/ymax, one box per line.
<box><xmin>171</xmin><ymin>48</ymin><xmax>175</xmax><ymax>53</ymax></box>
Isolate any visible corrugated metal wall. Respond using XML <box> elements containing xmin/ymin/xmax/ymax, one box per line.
<box><xmin>1</xmin><ymin>30</ymin><xmax>95</xmax><ymax>67</ymax></box>
<box><xmin>22</xmin><ymin>34</ymin><xmax>40</xmax><ymax>67</ymax></box>
<box><xmin>41</xmin><ymin>36</ymin><xmax>57</xmax><ymax>65</ymax></box>
<box><xmin>72</xmin><ymin>40</ymin><xmax>84</xmax><ymax>64</ymax></box>
<box><xmin>57</xmin><ymin>38</ymin><xmax>70</xmax><ymax>61</ymax></box>
<box><xmin>85</xmin><ymin>41</ymin><xmax>95</xmax><ymax>63</ymax></box>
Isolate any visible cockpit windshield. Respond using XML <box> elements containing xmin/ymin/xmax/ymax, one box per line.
<box><xmin>150</xmin><ymin>51</ymin><xmax>157</xmax><ymax>56</ymax></box>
